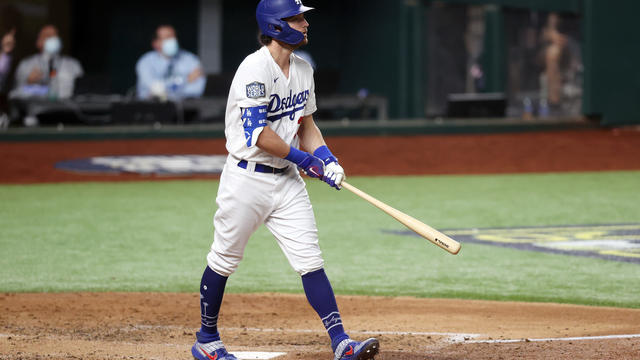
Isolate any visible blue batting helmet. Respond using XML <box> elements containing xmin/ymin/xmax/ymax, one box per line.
<box><xmin>256</xmin><ymin>0</ymin><xmax>314</xmax><ymax>45</ymax></box>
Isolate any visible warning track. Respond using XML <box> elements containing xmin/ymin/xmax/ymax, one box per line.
<box><xmin>2</xmin><ymin>128</ymin><xmax>640</xmax><ymax>184</ymax></box>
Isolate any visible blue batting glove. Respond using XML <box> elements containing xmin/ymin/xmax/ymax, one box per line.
<box><xmin>313</xmin><ymin>145</ymin><xmax>338</xmax><ymax>165</ymax></box>
<box><xmin>285</xmin><ymin>146</ymin><xmax>325</xmax><ymax>179</ymax></box>
<box><xmin>314</xmin><ymin>145</ymin><xmax>345</xmax><ymax>190</ymax></box>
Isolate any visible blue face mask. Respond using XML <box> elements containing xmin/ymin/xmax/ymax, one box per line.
<box><xmin>44</xmin><ymin>36</ymin><xmax>62</xmax><ymax>55</ymax></box>
<box><xmin>161</xmin><ymin>37</ymin><xmax>179</xmax><ymax>57</ymax></box>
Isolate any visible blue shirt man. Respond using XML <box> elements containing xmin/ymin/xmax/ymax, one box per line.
<box><xmin>136</xmin><ymin>25</ymin><xmax>206</xmax><ymax>100</ymax></box>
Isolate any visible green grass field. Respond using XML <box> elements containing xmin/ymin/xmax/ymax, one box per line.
<box><xmin>1</xmin><ymin>171</ymin><xmax>639</xmax><ymax>308</ymax></box>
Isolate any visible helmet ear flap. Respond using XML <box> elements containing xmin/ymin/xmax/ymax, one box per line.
<box><xmin>269</xmin><ymin>23</ymin><xmax>283</xmax><ymax>33</ymax></box>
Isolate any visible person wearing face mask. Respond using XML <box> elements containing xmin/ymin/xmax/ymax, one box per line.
<box><xmin>135</xmin><ymin>25</ymin><xmax>206</xmax><ymax>100</ymax></box>
<box><xmin>12</xmin><ymin>24</ymin><xmax>83</xmax><ymax>99</ymax></box>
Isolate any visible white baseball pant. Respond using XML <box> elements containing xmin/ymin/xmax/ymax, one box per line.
<box><xmin>207</xmin><ymin>157</ymin><xmax>324</xmax><ymax>276</ymax></box>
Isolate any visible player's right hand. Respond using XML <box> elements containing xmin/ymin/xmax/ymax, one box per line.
<box><xmin>297</xmin><ymin>153</ymin><xmax>325</xmax><ymax>179</ymax></box>
<box><xmin>323</xmin><ymin>162</ymin><xmax>345</xmax><ymax>190</ymax></box>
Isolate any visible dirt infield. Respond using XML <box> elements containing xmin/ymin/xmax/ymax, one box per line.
<box><xmin>2</xmin><ymin>128</ymin><xmax>640</xmax><ymax>359</ymax></box>
<box><xmin>1</xmin><ymin>292</ymin><xmax>640</xmax><ymax>359</ymax></box>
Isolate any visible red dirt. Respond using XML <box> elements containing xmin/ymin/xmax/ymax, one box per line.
<box><xmin>1</xmin><ymin>293</ymin><xmax>640</xmax><ymax>359</ymax></box>
<box><xmin>1</xmin><ymin>128</ymin><xmax>640</xmax><ymax>359</ymax></box>
<box><xmin>1</xmin><ymin>128</ymin><xmax>640</xmax><ymax>184</ymax></box>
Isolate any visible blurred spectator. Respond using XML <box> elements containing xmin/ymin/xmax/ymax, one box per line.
<box><xmin>12</xmin><ymin>25</ymin><xmax>83</xmax><ymax>100</ymax></box>
<box><xmin>540</xmin><ymin>13</ymin><xmax>568</xmax><ymax>107</ymax></box>
<box><xmin>0</xmin><ymin>27</ymin><xmax>16</xmax><ymax>128</ymax></box>
<box><xmin>136</xmin><ymin>25</ymin><xmax>205</xmax><ymax>100</ymax></box>
<box><xmin>0</xmin><ymin>28</ymin><xmax>15</xmax><ymax>92</ymax></box>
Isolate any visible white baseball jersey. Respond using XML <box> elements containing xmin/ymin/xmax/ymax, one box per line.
<box><xmin>207</xmin><ymin>46</ymin><xmax>323</xmax><ymax>277</ymax></box>
<box><xmin>224</xmin><ymin>46</ymin><xmax>317</xmax><ymax>169</ymax></box>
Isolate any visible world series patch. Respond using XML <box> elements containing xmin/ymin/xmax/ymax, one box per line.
<box><xmin>246</xmin><ymin>81</ymin><xmax>266</xmax><ymax>99</ymax></box>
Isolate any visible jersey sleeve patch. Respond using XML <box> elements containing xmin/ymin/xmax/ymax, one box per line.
<box><xmin>241</xmin><ymin>105</ymin><xmax>268</xmax><ymax>147</ymax></box>
<box><xmin>245</xmin><ymin>81</ymin><xmax>266</xmax><ymax>99</ymax></box>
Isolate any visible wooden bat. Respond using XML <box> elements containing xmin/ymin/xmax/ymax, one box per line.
<box><xmin>341</xmin><ymin>181</ymin><xmax>461</xmax><ymax>255</ymax></box>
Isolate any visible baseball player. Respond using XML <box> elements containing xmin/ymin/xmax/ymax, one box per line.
<box><xmin>191</xmin><ymin>0</ymin><xmax>379</xmax><ymax>359</ymax></box>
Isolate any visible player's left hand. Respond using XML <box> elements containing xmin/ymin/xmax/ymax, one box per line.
<box><xmin>297</xmin><ymin>153</ymin><xmax>325</xmax><ymax>179</ymax></box>
<box><xmin>284</xmin><ymin>146</ymin><xmax>325</xmax><ymax>179</ymax></box>
<box><xmin>322</xmin><ymin>162</ymin><xmax>345</xmax><ymax>190</ymax></box>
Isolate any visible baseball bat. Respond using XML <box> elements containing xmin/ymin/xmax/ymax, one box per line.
<box><xmin>341</xmin><ymin>181</ymin><xmax>461</xmax><ymax>255</ymax></box>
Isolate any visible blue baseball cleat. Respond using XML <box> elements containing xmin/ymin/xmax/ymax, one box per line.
<box><xmin>333</xmin><ymin>338</ymin><xmax>380</xmax><ymax>360</ymax></box>
<box><xmin>191</xmin><ymin>340</ymin><xmax>238</xmax><ymax>360</ymax></box>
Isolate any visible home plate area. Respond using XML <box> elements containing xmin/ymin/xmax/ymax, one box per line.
<box><xmin>233</xmin><ymin>352</ymin><xmax>287</xmax><ymax>359</ymax></box>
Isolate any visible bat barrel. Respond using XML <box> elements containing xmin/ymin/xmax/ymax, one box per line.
<box><xmin>341</xmin><ymin>181</ymin><xmax>461</xmax><ymax>255</ymax></box>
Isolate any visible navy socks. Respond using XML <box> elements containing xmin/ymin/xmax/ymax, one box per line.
<box><xmin>302</xmin><ymin>268</ymin><xmax>349</xmax><ymax>352</ymax></box>
<box><xmin>197</xmin><ymin>266</ymin><xmax>348</xmax><ymax>351</ymax></box>
<box><xmin>196</xmin><ymin>266</ymin><xmax>228</xmax><ymax>343</ymax></box>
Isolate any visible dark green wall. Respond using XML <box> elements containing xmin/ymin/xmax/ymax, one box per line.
<box><xmin>436</xmin><ymin>0</ymin><xmax>581</xmax><ymax>12</ymax></box>
<box><xmin>221</xmin><ymin>0</ymin><xmax>416</xmax><ymax>118</ymax></box>
<box><xmin>337</xmin><ymin>1</ymin><xmax>406</xmax><ymax>117</ymax></box>
<box><xmin>582</xmin><ymin>0</ymin><xmax>640</xmax><ymax>125</ymax></box>
<box><xmin>310</xmin><ymin>0</ymin><xmax>424</xmax><ymax>118</ymax></box>
<box><xmin>220</xmin><ymin>1</ymin><xmax>260</xmax><ymax>73</ymax></box>
<box><xmin>480</xmin><ymin>5</ymin><xmax>506</xmax><ymax>93</ymax></box>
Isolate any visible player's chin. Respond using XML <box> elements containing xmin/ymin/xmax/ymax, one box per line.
<box><xmin>291</xmin><ymin>38</ymin><xmax>308</xmax><ymax>50</ymax></box>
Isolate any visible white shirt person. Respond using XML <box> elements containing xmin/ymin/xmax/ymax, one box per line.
<box><xmin>12</xmin><ymin>25</ymin><xmax>83</xmax><ymax>99</ymax></box>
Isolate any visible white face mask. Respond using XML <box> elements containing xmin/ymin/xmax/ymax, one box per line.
<box><xmin>44</xmin><ymin>36</ymin><xmax>62</xmax><ymax>55</ymax></box>
<box><xmin>161</xmin><ymin>37</ymin><xmax>179</xmax><ymax>57</ymax></box>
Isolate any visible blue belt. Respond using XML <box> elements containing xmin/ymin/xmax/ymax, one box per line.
<box><xmin>237</xmin><ymin>160</ymin><xmax>288</xmax><ymax>174</ymax></box>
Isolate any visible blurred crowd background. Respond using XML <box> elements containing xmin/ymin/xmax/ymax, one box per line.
<box><xmin>0</xmin><ymin>0</ymin><xmax>638</xmax><ymax>128</ymax></box>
